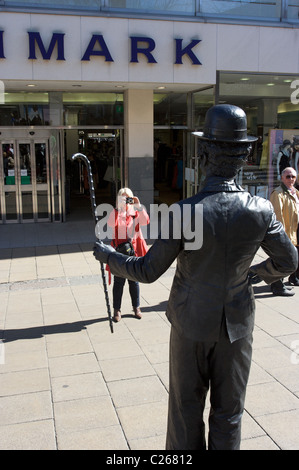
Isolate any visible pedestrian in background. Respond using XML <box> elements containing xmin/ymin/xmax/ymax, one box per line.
<box><xmin>270</xmin><ymin>166</ymin><xmax>299</xmax><ymax>295</ymax></box>
<box><xmin>107</xmin><ymin>187</ymin><xmax>149</xmax><ymax>322</ymax></box>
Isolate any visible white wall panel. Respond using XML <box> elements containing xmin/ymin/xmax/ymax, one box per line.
<box><xmin>216</xmin><ymin>24</ymin><xmax>260</xmax><ymax>72</ymax></box>
<box><xmin>258</xmin><ymin>27</ymin><xmax>299</xmax><ymax>74</ymax></box>
<box><xmin>0</xmin><ymin>13</ymin><xmax>32</xmax><ymax>80</ymax></box>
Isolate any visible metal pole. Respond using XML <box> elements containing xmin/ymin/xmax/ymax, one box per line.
<box><xmin>72</xmin><ymin>152</ymin><xmax>114</xmax><ymax>333</ymax></box>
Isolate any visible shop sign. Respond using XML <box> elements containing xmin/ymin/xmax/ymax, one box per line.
<box><xmin>0</xmin><ymin>31</ymin><xmax>202</xmax><ymax>65</ymax></box>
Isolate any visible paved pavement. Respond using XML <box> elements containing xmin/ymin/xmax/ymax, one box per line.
<box><xmin>0</xmin><ymin>221</ymin><xmax>299</xmax><ymax>450</ymax></box>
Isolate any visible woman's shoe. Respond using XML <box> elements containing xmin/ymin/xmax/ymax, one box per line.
<box><xmin>113</xmin><ymin>309</ymin><xmax>121</xmax><ymax>322</ymax></box>
<box><xmin>133</xmin><ymin>307</ymin><xmax>142</xmax><ymax>319</ymax></box>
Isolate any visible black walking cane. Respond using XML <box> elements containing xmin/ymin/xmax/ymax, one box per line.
<box><xmin>72</xmin><ymin>153</ymin><xmax>114</xmax><ymax>333</ymax></box>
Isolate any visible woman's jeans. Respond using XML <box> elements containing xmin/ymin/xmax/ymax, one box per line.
<box><xmin>113</xmin><ymin>275</ymin><xmax>140</xmax><ymax>310</ymax></box>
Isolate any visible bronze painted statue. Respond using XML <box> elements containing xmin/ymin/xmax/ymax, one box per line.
<box><xmin>93</xmin><ymin>104</ymin><xmax>297</xmax><ymax>450</ymax></box>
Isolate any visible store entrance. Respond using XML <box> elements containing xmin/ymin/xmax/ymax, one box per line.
<box><xmin>154</xmin><ymin>129</ymin><xmax>186</xmax><ymax>205</ymax></box>
<box><xmin>0</xmin><ymin>129</ymin><xmax>61</xmax><ymax>224</ymax></box>
<box><xmin>64</xmin><ymin>128</ymin><xmax>124</xmax><ymax>220</ymax></box>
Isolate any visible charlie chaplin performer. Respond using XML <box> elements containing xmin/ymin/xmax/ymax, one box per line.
<box><xmin>93</xmin><ymin>105</ymin><xmax>297</xmax><ymax>450</ymax></box>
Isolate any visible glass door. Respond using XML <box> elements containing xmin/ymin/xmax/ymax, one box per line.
<box><xmin>0</xmin><ymin>137</ymin><xmax>51</xmax><ymax>223</ymax></box>
<box><xmin>1</xmin><ymin>141</ymin><xmax>21</xmax><ymax>223</ymax></box>
<box><xmin>18</xmin><ymin>141</ymin><xmax>34</xmax><ymax>222</ymax></box>
<box><xmin>35</xmin><ymin>141</ymin><xmax>51</xmax><ymax>221</ymax></box>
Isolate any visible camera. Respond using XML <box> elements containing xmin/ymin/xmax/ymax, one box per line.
<box><xmin>126</xmin><ymin>197</ymin><xmax>134</xmax><ymax>204</ymax></box>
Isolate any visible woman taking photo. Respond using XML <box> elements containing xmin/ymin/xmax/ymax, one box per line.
<box><xmin>107</xmin><ymin>187</ymin><xmax>150</xmax><ymax>322</ymax></box>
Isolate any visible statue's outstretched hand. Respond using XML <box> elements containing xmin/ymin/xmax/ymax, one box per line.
<box><xmin>93</xmin><ymin>241</ymin><xmax>115</xmax><ymax>264</ymax></box>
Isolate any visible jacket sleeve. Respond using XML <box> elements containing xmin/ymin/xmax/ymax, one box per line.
<box><xmin>107</xmin><ymin>237</ymin><xmax>181</xmax><ymax>283</ymax></box>
<box><xmin>135</xmin><ymin>207</ymin><xmax>150</xmax><ymax>226</ymax></box>
<box><xmin>269</xmin><ymin>190</ymin><xmax>285</xmax><ymax>227</ymax></box>
<box><xmin>107</xmin><ymin>208</ymin><xmax>182</xmax><ymax>283</ymax></box>
<box><xmin>252</xmin><ymin>210</ymin><xmax>298</xmax><ymax>284</ymax></box>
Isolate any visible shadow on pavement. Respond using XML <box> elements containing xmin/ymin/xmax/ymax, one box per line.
<box><xmin>0</xmin><ymin>317</ymin><xmax>105</xmax><ymax>343</ymax></box>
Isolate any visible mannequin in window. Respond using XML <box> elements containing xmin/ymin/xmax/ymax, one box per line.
<box><xmin>292</xmin><ymin>137</ymin><xmax>299</xmax><ymax>175</ymax></box>
<box><xmin>276</xmin><ymin>140</ymin><xmax>292</xmax><ymax>180</ymax></box>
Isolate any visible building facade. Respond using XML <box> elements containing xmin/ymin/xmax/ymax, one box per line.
<box><xmin>1</xmin><ymin>1</ymin><xmax>299</xmax><ymax>223</ymax></box>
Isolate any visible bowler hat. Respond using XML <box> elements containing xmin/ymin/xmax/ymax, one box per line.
<box><xmin>193</xmin><ymin>104</ymin><xmax>257</xmax><ymax>143</ymax></box>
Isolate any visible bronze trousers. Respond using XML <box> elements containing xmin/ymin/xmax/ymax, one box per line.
<box><xmin>166</xmin><ymin>319</ymin><xmax>253</xmax><ymax>450</ymax></box>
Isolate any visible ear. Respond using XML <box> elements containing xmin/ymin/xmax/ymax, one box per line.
<box><xmin>199</xmin><ymin>153</ymin><xmax>208</xmax><ymax>174</ymax></box>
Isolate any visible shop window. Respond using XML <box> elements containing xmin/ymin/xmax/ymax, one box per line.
<box><xmin>288</xmin><ymin>0</ymin><xmax>299</xmax><ymax>19</ymax></box>
<box><xmin>1</xmin><ymin>0</ymin><xmax>297</xmax><ymax>22</ymax></box>
<box><xmin>1</xmin><ymin>0</ymin><xmax>101</xmax><ymax>10</ymax></box>
<box><xmin>106</xmin><ymin>0</ymin><xmax>195</xmax><ymax>14</ymax></box>
<box><xmin>218</xmin><ymin>71</ymin><xmax>299</xmax><ymax>197</ymax></box>
<box><xmin>0</xmin><ymin>104</ymin><xmax>49</xmax><ymax>126</ymax></box>
<box><xmin>154</xmin><ymin>93</ymin><xmax>187</xmax><ymax>126</ymax></box>
<box><xmin>192</xmin><ymin>87</ymin><xmax>215</xmax><ymax>129</ymax></box>
<box><xmin>0</xmin><ymin>92</ymin><xmax>50</xmax><ymax>126</ymax></box>
<box><xmin>199</xmin><ymin>0</ymin><xmax>281</xmax><ymax>19</ymax></box>
<box><xmin>63</xmin><ymin>92</ymin><xmax>123</xmax><ymax>126</ymax></box>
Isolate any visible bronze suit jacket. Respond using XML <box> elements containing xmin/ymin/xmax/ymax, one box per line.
<box><xmin>107</xmin><ymin>176</ymin><xmax>298</xmax><ymax>343</ymax></box>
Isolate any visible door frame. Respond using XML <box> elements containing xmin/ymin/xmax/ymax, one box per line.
<box><xmin>0</xmin><ymin>128</ymin><xmax>60</xmax><ymax>223</ymax></box>
<box><xmin>62</xmin><ymin>126</ymin><xmax>124</xmax><ymax>220</ymax></box>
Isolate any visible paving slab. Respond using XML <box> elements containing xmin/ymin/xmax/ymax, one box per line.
<box><xmin>0</xmin><ymin>368</ymin><xmax>50</xmax><ymax>396</ymax></box>
<box><xmin>256</xmin><ymin>409</ymin><xmax>299</xmax><ymax>450</ymax></box>
<box><xmin>54</xmin><ymin>396</ymin><xmax>119</xmax><ymax>434</ymax></box>
<box><xmin>48</xmin><ymin>352</ymin><xmax>101</xmax><ymax>378</ymax></box>
<box><xmin>100</xmin><ymin>355</ymin><xmax>156</xmax><ymax>382</ymax></box>
<box><xmin>0</xmin><ymin>420</ymin><xmax>56</xmax><ymax>450</ymax></box>
<box><xmin>56</xmin><ymin>424</ymin><xmax>128</xmax><ymax>450</ymax></box>
<box><xmin>245</xmin><ymin>381</ymin><xmax>299</xmax><ymax>417</ymax></box>
<box><xmin>107</xmin><ymin>375</ymin><xmax>168</xmax><ymax>408</ymax></box>
<box><xmin>117</xmin><ymin>401</ymin><xmax>168</xmax><ymax>441</ymax></box>
<box><xmin>0</xmin><ymin>391</ymin><xmax>53</xmax><ymax>426</ymax></box>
